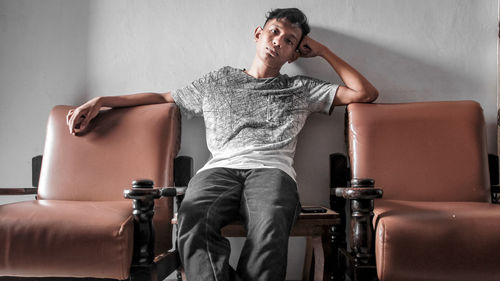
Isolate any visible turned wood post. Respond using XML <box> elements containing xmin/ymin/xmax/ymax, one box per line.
<box><xmin>348</xmin><ymin>178</ymin><xmax>378</xmax><ymax>264</ymax></box>
<box><xmin>127</xmin><ymin>179</ymin><xmax>157</xmax><ymax>280</ymax></box>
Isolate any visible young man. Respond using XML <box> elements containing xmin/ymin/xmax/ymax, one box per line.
<box><xmin>67</xmin><ymin>8</ymin><xmax>377</xmax><ymax>281</ymax></box>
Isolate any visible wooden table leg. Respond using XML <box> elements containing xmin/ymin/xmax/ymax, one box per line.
<box><xmin>303</xmin><ymin>236</ymin><xmax>314</xmax><ymax>281</ymax></box>
<box><xmin>311</xmin><ymin>235</ymin><xmax>324</xmax><ymax>281</ymax></box>
<box><xmin>303</xmin><ymin>235</ymin><xmax>325</xmax><ymax>281</ymax></box>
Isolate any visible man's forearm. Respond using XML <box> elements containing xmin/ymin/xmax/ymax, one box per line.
<box><xmin>319</xmin><ymin>47</ymin><xmax>377</xmax><ymax>96</ymax></box>
<box><xmin>298</xmin><ymin>36</ymin><xmax>378</xmax><ymax>104</ymax></box>
<box><xmin>97</xmin><ymin>92</ymin><xmax>173</xmax><ymax>108</ymax></box>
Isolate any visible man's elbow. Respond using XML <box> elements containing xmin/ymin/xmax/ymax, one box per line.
<box><xmin>367</xmin><ymin>88</ymin><xmax>379</xmax><ymax>102</ymax></box>
<box><xmin>336</xmin><ymin>86</ymin><xmax>379</xmax><ymax>105</ymax></box>
<box><xmin>356</xmin><ymin>88</ymin><xmax>379</xmax><ymax>103</ymax></box>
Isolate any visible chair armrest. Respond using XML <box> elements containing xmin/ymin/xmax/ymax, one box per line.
<box><xmin>122</xmin><ymin>155</ymin><xmax>192</xmax><ymax>276</ymax></box>
<box><xmin>159</xmin><ymin>186</ymin><xmax>187</xmax><ymax>197</ymax></box>
<box><xmin>334</xmin><ymin>187</ymin><xmax>383</xmax><ymax>200</ymax></box>
<box><xmin>123</xmin><ymin>179</ymin><xmax>187</xmax><ymax>270</ymax></box>
<box><xmin>123</xmin><ymin>185</ymin><xmax>186</xmax><ymax>199</ymax></box>
<box><xmin>332</xmin><ymin>177</ymin><xmax>383</xmax><ymax>200</ymax></box>
<box><xmin>0</xmin><ymin>187</ymin><xmax>37</xmax><ymax>196</ymax></box>
<box><xmin>333</xmin><ymin>178</ymin><xmax>383</xmax><ymax>264</ymax></box>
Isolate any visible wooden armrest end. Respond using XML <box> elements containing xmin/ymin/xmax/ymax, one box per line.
<box><xmin>333</xmin><ymin>187</ymin><xmax>383</xmax><ymax>200</ymax></box>
<box><xmin>0</xmin><ymin>188</ymin><xmax>38</xmax><ymax>196</ymax></box>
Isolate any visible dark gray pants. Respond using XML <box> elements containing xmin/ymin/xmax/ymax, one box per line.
<box><xmin>177</xmin><ymin>168</ymin><xmax>301</xmax><ymax>281</ymax></box>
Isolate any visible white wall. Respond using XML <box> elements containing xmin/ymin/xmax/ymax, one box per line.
<box><xmin>0</xmin><ymin>0</ymin><xmax>90</xmax><ymax>203</ymax></box>
<box><xmin>1</xmin><ymin>0</ymin><xmax>498</xmax><ymax>279</ymax></box>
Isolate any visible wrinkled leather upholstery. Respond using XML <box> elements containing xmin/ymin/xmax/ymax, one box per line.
<box><xmin>347</xmin><ymin>101</ymin><xmax>500</xmax><ymax>281</ymax></box>
<box><xmin>373</xmin><ymin>200</ymin><xmax>500</xmax><ymax>281</ymax></box>
<box><xmin>0</xmin><ymin>103</ymin><xmax>180</xmax><ymax>279</ymax></box>
<box><xmin>0</xmin><ymin>200</ymin><xmax>134</xmax><ymax>279</ymax></box>
<box><xmin>348</xmin><ymin>101</ymin><xmax>490</xmax><ymax>202</ymax></box>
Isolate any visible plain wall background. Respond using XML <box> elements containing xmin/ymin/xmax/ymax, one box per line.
<box><xmin>1</xmin><ymin>0</ymin><xmax>498</xmax><ymax>279</ymax></box>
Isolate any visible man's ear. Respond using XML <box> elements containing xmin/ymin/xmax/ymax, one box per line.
<box><xmin>254</xmin><ymin>26</ymin><xmax>263</xmax><ymax>41</ymax></box>
<box><xmin>287</xmin><ymin>50</ymin><xmax>301</xmax><ymax>64</ymax></box>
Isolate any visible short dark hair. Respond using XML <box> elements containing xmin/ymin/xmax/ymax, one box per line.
<box><xmin>264</xmin><ymin>8</ymin><xmax>310</xmax><ymax>42</ymax></box>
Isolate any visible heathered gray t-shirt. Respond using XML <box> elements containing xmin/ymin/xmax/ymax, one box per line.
<box><xmin>172</xmin><ymin>66</ymin><xmax>339</xmax><ymax>180</ymax></box>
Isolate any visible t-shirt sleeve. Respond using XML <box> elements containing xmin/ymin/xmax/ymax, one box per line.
<box><xmin>297</xmin><ymin>76</ymin><xmax>339</xmax><ymax>115</ymax></box>
<box><xmin>171</xmin><ymin>69</ymin><xmax>218</xmax><ymax>119</ymax></box>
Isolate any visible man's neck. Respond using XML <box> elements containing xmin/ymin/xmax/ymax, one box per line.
<box><xmin>245</xmin><ymin>56</ymin><xmax>282</xmax><ymax>79</ymax></box>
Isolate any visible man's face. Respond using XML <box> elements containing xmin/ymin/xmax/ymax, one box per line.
<box><xmin>254</xmin><ymin>18</ymin><xmax>302</xmax><ymax>68</ymax></box>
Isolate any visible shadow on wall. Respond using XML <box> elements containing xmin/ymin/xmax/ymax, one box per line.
<box><xmin>294</xmin><ymin>26</ymin><xmax>480</xmax><ymax>102</ymax></box>
<box><xmin>0</xmin><ymin>0</ymin><xmax>93</xmax><ymax>196</ymax></box>
<box><xmin>292</xmin><ymin>26</ymin><xmax>482</xmax><ymax>205</ymax></box>
<box><xmin>179</xmin><ymin>118</ymin><xmax>210</xmax><ymax>172</ymax></box>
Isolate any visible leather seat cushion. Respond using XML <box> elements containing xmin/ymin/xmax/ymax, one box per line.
<box><xmin>0</xmin><ymin>200</ymin><xmax>134</xmax><ymax>279</ymax></box>
<box><xmin>374</xmin><ymin>199</ymin><xmax>500</xmax><ymax>281</ymax></box>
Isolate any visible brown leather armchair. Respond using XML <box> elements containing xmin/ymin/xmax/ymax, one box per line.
<box><xmin>331</xmin><ymin>101</ymin><xmax>500</xmax><ymax>281</ymax></box>
<box><xmin>0</xmin><ymin>103</ymin><xmax>185</xmax><ymax>281</ymax></box>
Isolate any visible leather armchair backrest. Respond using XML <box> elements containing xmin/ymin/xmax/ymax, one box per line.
<box><xmin>38</xmin><ymin>103</ymin><xmax>181</xmax><ymax>201</ymax></box>
<box><xmin>347</xmin><ymin>101</ymin><xmax>490</xmax><ymax>202</ymax></box>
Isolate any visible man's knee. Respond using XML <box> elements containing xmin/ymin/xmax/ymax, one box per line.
<box><xmin>247</xmin><ymin>204</ymin><xmax>299</xmax><ymax>240</ymax></box>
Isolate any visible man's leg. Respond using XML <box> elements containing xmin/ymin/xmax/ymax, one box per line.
<box><xmin>177</xmin><ymin>168</ymin><xmax>243</xmax><ymax>281</ymax></box>
<box><xmin>236</xmin><ymin>168</ymin><xmax>301</xmax><ymax>281</ymax></box>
